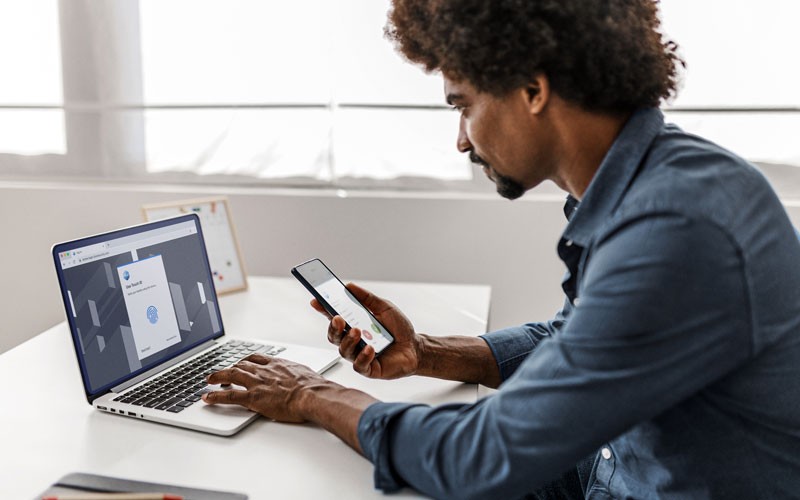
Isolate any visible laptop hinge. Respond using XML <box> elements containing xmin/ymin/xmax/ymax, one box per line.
<box><xmin>110</xmin><ymin>339</ymin><xmax>217</xmax><ymax>394</ymax></box>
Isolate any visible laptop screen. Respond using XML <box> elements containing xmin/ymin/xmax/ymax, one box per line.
<box><xmin>52</xmin><ymin>214</ymin><xmax>224</xmax><ymax>400</ymax></box>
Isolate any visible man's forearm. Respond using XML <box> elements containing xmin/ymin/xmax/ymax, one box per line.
<box><xmin>297</xmin><ymin>382</ymin><xmax>379</xmax><ymax>454</ymax></box>
<box><xmin>295</xmin><ymin>335</ymin><xmax>500</xmax><ymax>456</ymax></box>
<box><xmin>415</xmin><ymin>334</ymin><xmax>501</xmax><ymax>388</ymax></box>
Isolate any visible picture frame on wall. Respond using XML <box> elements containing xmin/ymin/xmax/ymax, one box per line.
<box><xmin>142</xmin><ymin>196</ymin><xmax>248</xmax><ymax>295</ymax></box>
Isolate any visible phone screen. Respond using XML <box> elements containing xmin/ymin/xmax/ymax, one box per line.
<box><xmin>292</xmin><ymin>259</ymin><xmax>394</xmax><ymax>355</ymax></box>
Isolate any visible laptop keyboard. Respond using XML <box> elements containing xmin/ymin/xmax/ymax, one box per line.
<box><xmin>111</xmin><ymin>340</ymin><xmax>285</xmax><ymax>413</ymax></box>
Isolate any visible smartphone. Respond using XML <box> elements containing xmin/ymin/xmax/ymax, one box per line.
<box><xmin>291</xmin><ymin>258</ymin><xmax>395</xmax><ymax>356</ymax></box>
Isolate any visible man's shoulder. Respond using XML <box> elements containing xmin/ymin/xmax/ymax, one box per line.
<box><xmin>612</xmin><ymin>125</ymin><xmax>780</xmax><ymax>231</ymax></box>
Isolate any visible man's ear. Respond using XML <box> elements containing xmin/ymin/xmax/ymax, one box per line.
<box><xmin>525</xmin><ymin>74</ymin><xmax>550</xmax><ymax>114</ymax></box>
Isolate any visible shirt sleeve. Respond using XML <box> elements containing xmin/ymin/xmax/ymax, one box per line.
<box><xmin>480</xmin><ymin>301</ymin><xmax>571</xmax><ymax>381</ymax></box>
<box><xmin>356</xmin><ymin>213</ymin><xmax>753</xmax><ymax>499</ymax></box>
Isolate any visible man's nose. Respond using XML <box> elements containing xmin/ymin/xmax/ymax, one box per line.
<box><xmin>456</xmin><ymin>115</ymin><xmax>471</xmax><ymax>153</ymax></box>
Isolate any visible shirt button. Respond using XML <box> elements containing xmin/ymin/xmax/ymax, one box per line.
<box><xmin>565</xmin><ymin>240</ymin><xmax>573</xmax><ymax>247</ymax></box>
<box><xmin>573</xmin><ymin>297</ymin><xmax>581</xmax><ymax>307</ymax></box>
<box><xmin>601</xmin><ymin>447</ymin><xmax>612</xmax><ymax>460</ymax></box>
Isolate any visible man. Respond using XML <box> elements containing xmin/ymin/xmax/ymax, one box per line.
<box><xmin>203</xmin><ymin>1</ymin><xmax>800</xmax><ymax>498</ymax></box>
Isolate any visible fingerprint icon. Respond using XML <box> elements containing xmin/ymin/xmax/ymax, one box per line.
<box><xmin>147</xmin><ymin>305</ymin><xmax>159</xmax><ymax>324</ymax></box>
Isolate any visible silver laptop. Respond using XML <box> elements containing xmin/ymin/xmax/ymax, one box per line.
<box><xmin>52</xmin><ymin>214</ymin><xmax>339</xmax><ymax>436</ymax></box>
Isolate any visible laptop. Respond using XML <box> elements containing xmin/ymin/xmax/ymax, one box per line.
<box><xmin>52</xmin><ymin>213</ymin><xmax>339</xmax><ymax>436</ymax></box>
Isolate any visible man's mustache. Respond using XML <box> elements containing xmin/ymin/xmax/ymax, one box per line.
<box><xmin>469</xmin><ymin>151</ymin><xmax>490</xmax><ymax>168</ymax></box>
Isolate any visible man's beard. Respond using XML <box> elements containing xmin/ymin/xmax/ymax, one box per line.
<box><xmin>470</xmin><ymin>152</ymin><xmax>526</xmax><ymax>200</ymax></box>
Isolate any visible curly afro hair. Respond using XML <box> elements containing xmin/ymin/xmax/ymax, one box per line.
<box><xmin>385</xmin><ymin>0</ymin><xmax>683</xmax><ymax>113</ymax></box>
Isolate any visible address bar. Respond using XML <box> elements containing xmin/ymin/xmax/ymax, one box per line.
<box><xmin>76</xmin><ymin>227</ymin><xmax>195</xmax><ymax>265</ymax></box>
<box><xmin>107</xmin><ymin>226</ymin><xmax>195</xmax><ymax>251</ymax></box>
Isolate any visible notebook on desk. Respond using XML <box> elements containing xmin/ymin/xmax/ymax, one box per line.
<box><xmin>51</xmin><ymin>214</ymin><xmax>339</xmax><ymax>436</ymax></box>
<box><xmin>38</xmin><ymin>472</ymin><xmax>248</xmax><ymax>500</ymax></box>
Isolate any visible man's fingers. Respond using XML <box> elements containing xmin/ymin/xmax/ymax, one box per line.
<box><xmin>338</xmin><ymin>328</ymin><xmax>363</xmax><ymax>360</ymax></box>
<box><xmin>310</xmin><ymin>299</ymin><xmax>333</xmax><ymax>319</ymax></box>
<box><xmin>352</xmin><ymin>344</ymin><xmax>376</xmax><ymax>376</ymax></box>
<box><xmin>327</xmin><ymin>316</ymin><xmax>347</xmax><ymax>345</ymax></box>
<box><xmin>345</xmin><ymin>283</ymin><xmax>390</xmax><ymax>313</ymax></box>
<box><xmin>202</xmin><ymin>388</ymin><xmax>249</xmax><ymax>406</ymax></box>
<box><xmin>207</xmin><ymin>366</ymin><xmax>259</xmax><ymax>387</ymax></box>
<box><xmin>242</xmin><ymin>353</ymin><xmax>271</xmax><ymax>365</ymax></box>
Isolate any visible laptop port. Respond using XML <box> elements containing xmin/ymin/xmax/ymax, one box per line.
<box><xmin>97</xmin><ymin>406</ymin><xmax>107</xmax><ymax>411</ymax></box>
<box><xmin>128</xmin><ymin>412</ymin><xmax>136</xmax><ymax>416</ymax></box>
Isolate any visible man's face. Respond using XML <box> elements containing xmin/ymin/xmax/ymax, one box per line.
<box><xmin>444</xmin><ymin>76</ymin><xmax>553</xmax><ymax>200</ymax></box>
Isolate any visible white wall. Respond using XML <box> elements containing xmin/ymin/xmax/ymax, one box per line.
<box><xmin>0</xmin><ymin>181</ymin><xmax>572</xmax><ymax>353</ymax></box>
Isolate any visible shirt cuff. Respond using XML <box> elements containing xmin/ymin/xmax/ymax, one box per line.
<box><xmin>481</xmin><ymin>326</ymin><xmax>539</xmax><ymax>381</ymax></box>
<box><xmin>358</xmin><ymin>401</ymin><xmax>425</xmax><ymax>492</ymax></box>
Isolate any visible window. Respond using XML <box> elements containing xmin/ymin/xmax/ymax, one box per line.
<box><xmin>1</xmin><ymin>1</ymin><xmax>799</xmax><ymax>189</ymax></box>
<box><xmin>660</xmin><ymin>0</ymin><xmax>800</xmax><ymax>167</ymax></box>
<box><xmin>0</xmin><ymin>0</ymin><xmax>469</xmax><ymax>187</ymax></box>
<box><xmin>138</xmin><ymin>0</ymin><xmax>469</xmax><ymax>185</ymax></box>
<box><xmin>0</xmin><ymin>1</ymin><xmax>64</xmax><ymax>156</ymax></box>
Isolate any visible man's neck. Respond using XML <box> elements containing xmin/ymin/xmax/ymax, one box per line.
<box><xmin>549</xmin><ymin>100</ymin><xmax>630</xmax><ymax>200</ymax></box>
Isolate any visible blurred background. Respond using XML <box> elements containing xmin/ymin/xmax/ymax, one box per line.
<box><xmin>3</xmin><ymin>0</ymin><xmax>800</xmax><ymax>352</ymax></box>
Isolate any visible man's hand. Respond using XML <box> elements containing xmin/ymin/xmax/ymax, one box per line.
<box><xmin>203</xmin><ymin>353</ymin><xmax>378</xmax><ymax>453</ymax></box>
<box><xmin>202</xmin><ymin>353</ymin><xmax>329</xmax><ymax>422</ymax></box>
<box><xmin>311</xmin><ymin>283</ymin><xmax>421</xmax><ymax>380</ymax></box>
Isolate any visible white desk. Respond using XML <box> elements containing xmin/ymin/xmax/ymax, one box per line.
<box><xmin>1</xmin><ymin>277</ymin><xmax>491</xmax><ymax>499</ymax></box>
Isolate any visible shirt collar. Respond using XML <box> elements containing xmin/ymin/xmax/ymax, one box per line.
<box><xmin>561</xmin><ymin>107</ymin><xmax>665</xmax><ymax>246</ymax></box>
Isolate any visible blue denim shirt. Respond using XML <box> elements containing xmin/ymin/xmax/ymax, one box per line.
<box><xmin>357</xmin><ymin>108</ymin><xmax>800</xmax><ymax>499</ymax></box>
